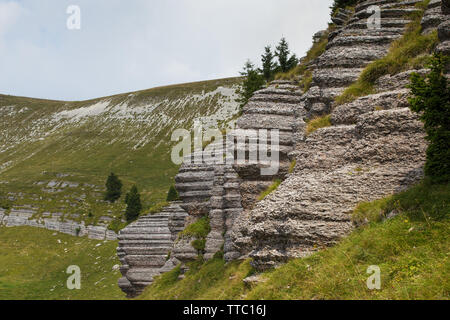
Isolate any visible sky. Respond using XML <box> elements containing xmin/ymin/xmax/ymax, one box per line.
<box><xmin>0</xmin><ymin>0</ymin><xmax>333</xmax><ymax>101</ymax></box>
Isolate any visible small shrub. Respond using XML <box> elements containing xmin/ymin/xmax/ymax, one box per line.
<box><xmin>179</xmin><ymin>216</ymin><xmax>211</xmax><ymax>239</ymax></box>
<box><xmin>306</xmin><ymin>115</ymin><xmax>332</xmax><ymax>135</ymax></box>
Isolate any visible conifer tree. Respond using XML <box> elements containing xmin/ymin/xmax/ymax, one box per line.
<box><xmin>167</xmin><ymin>185</ymin><xmax>179</xmax><ymax>202</ymax></box>
<box><xmin>237</xmin><ymin>60</ymin><xmax>265</xmax><ymax>108</ymax></box>
<box><xmin>104</xmin><ymin>172</ymin><xmax>122</xmax><ymax>203</ymax></box>
<box><xmin>408</xmin><ymin>54</ymin><xmax>449</xmax><ymax>182</ymax></box>
<box><xmin>125</xmin><ymin>185</ymin><xmax>142</xmax><ymax>222</ymax></box>
<box><xmin>275</xmin><ymin>38</ymin><xmax>298</xmax><ymax>73</ymax></box>
<box><xmin>261</xmin><ymin>46</ymin><xmax>277</xmax><ymax>82</ymax></box>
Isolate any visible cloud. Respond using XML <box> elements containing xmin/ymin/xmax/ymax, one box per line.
<box><xmin>0</xmin><ymin>0</ymin><xmax>334</xmax><ymax>101</ymax></box>
<box><xmin>0</xmin><ymin>1</ymin><xmax>22</xmax><ymax>46</ymax></box>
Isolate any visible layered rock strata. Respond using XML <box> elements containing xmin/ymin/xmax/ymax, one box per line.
<box><xmin>117</xmin><ymin>202</ymin><xmax>187</xmax><ymax>297</ymax></box>
<box><xmin>0</xmin><ymin>208</ymin><xmax>117</xmax><ymax>240</ymax></box>
<box><xmin>230</xmin><ymin>0</ymin><xmax>432</xmax><ymax>270</ymax></box>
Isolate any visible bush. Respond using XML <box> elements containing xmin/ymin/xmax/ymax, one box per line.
<box><xmin>408</xmin><ymin>54</ymin><xmax>450</xmax><ymax>182</ymax></box>
<box><xmin>179</xmin><ymin>216</ymin><xmax>211</xmax><ymax>239</ymax></box>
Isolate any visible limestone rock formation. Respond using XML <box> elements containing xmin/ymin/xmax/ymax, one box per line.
<box><xmin>117</xmin><ymin>202</ymin><xmax>187</xmax><ymax>297</ymax></box>
<box><xmin>0</xmin><ymin>207</ymin><xmax>117</xmax><ymax>240</ymax></box>
<box><xmin>117</xmin><ymin>0</ymin><xmax>446</xmax><ymax>294</ymax></box>
<box><xmin>230</xmin><ymin>0</ymin><xmax>431</xmax><ymax>270</ymax></box>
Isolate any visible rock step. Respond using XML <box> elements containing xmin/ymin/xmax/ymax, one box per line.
<box><xmin>355</xmin><ymin>8</ymin><xmax>421</xmax><ymax>19</ymax></box>
<box><xmin>312</xmin><ymin>68</ymin><xmax>363</xmax><ymax>87</ymax></box>
<box><xmin>347</xmin><ymin>18</ymin><xmax>412</xmax><ymax>30</ymax></box>
<box><xmin>243</xmin><ymin>101</ymin><xmax>296</xmax><ymax>116</ymax></box>
<box><xmin>236</xmin><ymin>114</ymin><xmax>294</xmax><ymax>131</ymax></box>
<box><xmin>249</xmin><ymin>94</ymin><xmax>303</xmax><ymax>104</ymax></box>
<box><xmin>175</xmin><ymin>181</ymin><xmax>214</xmax><ymax>191</ymax></box>
<box><xmin>331</xmin><ymin>89</ymin><xmax>411</xmax><ymax>125</ymax></box>
<box><xmin>229</xmin><ymin>130</ymin><xmax>294</xmax><ymax>146</ymax></box>
<box><xmin>327</xmin><ymin>34</ymin><xmax>402</xmax><ymax>48</ymax></box>
<box><xmin>314</xmin><ymin>46</ymin><xmax>390</xmax><ymax>68</ymax></box>
<box><xmin>254</xmin><ymin>88</ymin><xmax>303</xmax><ymax>96</ymax></box>
<box><xmin>356</xmin><ymin>0</ymin><xmax>422</xmax><ymax>13</ymax></box>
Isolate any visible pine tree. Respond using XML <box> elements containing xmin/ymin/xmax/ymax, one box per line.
<box><xmin>104</xmin><ymin>172</ymin><xmax>122</xmax><ymax>203</ymax></box>
<box><xmin>261</xmin><ymin>46</ymin><xmax>277</xmax><ymax>82</ymax></box>
<box><xmin>408</xmin><ymin>54</ymin><xmax>450</xmax><ymax>182</ymax></box>
<box><xmin>236</xmin><ymin>60</ymin><xmax>265</xmax><ymax>108</ymax></box>
<box><xmin>167</xmin><ymin>185</ymin><xmax>179</xmax><ymax>202</ymax></box>
<box><xmin>275</xmin><ymin>38</ymin><xmax>298</xmax><ymax>73</ymax></box>
<box><xmin>125</xmin><ymin>185</ymin><xmax>142</xmax><ymax>222</ymax></box>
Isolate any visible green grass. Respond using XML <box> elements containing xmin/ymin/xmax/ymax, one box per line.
<box><xmin>258</xmin><ymin>179</ymin><xmax>282</xmax><ymax>201</ymax></box>
<box><xmin>179</xmin><ymin>216</ymin><xmax>211</xmax><ymax>240</ymax></box>
<box><xmin>0</xmin><ymin>77</ymin><xmax>241</xmax><ymax>229</ymax></box>
<box><xmin>140</xmin><ymin>180</ymin><xmax>449</xmax><ymax>300</ymax></box>
<box><xmin>0</xmin><ymin>226</ymin><xmax>125</xmax><ymax>300</ymax></box>
<box><xmin>306</xmin><ymin>115</ymin><xmax>332</xmax><ymax>135</ymax></box>
<box><xmin>335</xmin><ymin>0</ymin><xmax>438</xmax><ymax>105</ymax></box>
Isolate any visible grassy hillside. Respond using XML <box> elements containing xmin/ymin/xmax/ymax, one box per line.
<box><xmin>0</xmin><ymin>226</ymin><xmax>125</xmax><ymax>300</ymax></box>
<box><xmin>0</xmin><ymin>77</ymin><xmax>241</xmax><ymax>229</ymax></box>
<box><xmin>140</xmin><ymin>181</ymin><xmax>449</xmax><ymax>300</ymax></box>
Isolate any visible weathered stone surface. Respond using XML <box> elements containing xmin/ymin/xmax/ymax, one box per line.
<box><xmin>117</xmin><ymin>202</ymin><xmax>187</xmax><ymax>297</ymax></box>
<box><xmin>422</xmin><ymin>0</ymin><xmax>446</xmax><ymax>34</ymax></box>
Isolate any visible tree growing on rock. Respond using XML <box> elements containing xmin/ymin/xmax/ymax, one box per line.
<box><xmin>166</xmin><ymin>185</ymin><xmax>180</xmax><ymax>202</ymax></box>
<box><xmin>104</xmin><ymin>172</ymin><xmax>122</xmax><ymax>203</ymax></box>
<box><xmin>125</xmin><ymin>185</ymin><xmax>142</xmax><ymax>222</ymax></box>
<box><xmin>408</xmin><ymin>54</ymin><xmax>449</xmax><ymax>182</ymax></box>
<box><xmin>237</xmin><ymin>60</ymin><xmax>265</xmax><ymax>108</ymax></box>
<box><xmin>330</xmin><ymin>0</ymin><xmax>358</xmax><ymax>14</ymax></box>
<box><xmin>261</xmin><ymin>45</ymin><xmax>277</xmax><ymax>82</ymax></box>
<box><xmin>275</xmin><ymin>37</ymin><xmax>298</xmax><ymax>73</ymax></box>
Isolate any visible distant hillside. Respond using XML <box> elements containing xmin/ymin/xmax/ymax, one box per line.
<box><xmin>0</xmin><ymin>77</ymin><xmax>242</xmax><ymax>230</ymax></box>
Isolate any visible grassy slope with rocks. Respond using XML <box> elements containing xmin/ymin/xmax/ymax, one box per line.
<box><xmin>0</xmin><ymin>226</ymin><xmax>125</xmax><ymax>300</ymax></box>
<box><xmin>0</xmin><ymin>78</ymin><xmax>241</xmax><ymax>229</ymax></box>
<box><xmin>140</xmin><ymin>181</ymin><xmax>449</xmax><ymax>300</ymax></box>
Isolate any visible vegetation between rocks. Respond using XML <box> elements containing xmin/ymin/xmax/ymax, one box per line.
<box><xmin>140</xmin><ymin>180</ymin><xmax>449</xmax><ymax>300</ymax></box>
<box><xmin>335</xmin><ymin>0</ymin><xmax>439</xmax><ymax>105</ymax></box>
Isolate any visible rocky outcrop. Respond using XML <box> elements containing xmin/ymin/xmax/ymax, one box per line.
<box><xmin>236</xmin><ymin>73</ymin><xmax>427</xmax><ymax>270</ymax></box>
<box><xmin>230</xmin><ymin>0</ymin><xmax>431</xmax><ymax>270</ymax></box>
<box><xmin>116</xmin><ymin>0</ymin><xmax>445</xmax><ymax>293</ymax></box>
<box><xmin>436</xmin><ymin>1</ymin><xmax>450</xmax><ymax>61</ymax></box>
<box><xmin>306</xmin><ymin>0</ymin><xmax>422</xmax><ymax>118</ymax></box>
<box><xmin>422</xmin><ymin>0</ymin><xmax>446</xmax><ymax>34</ymax></box>
<box><xmin>0</xmin><ymin>207</ymin><xmax>118</xmax><ymax>240</ymax></box>
<box><xmin>117</xmin><ymin>202</ymin><xmax>187</xmax><ymax>297</ymax></box>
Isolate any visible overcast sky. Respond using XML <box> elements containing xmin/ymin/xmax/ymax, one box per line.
<box><xmin>0</xmin><ymin>0</ymin><xmax>333</xmax><ymax>101</ymax></box>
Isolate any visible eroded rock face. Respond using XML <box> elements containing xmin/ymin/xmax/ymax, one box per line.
<box><xmin>117</xmin><ymin>202</ymin><xmax>187</xmax><ymax>297</ymax></box>
<box><xmin>422</xmin><ymin>0</ymin><xmax>446</xmax><ymax>34</ymax></box>
<box><xmin>117</xmin><ymin>0</ymin><xmax>443</xmax><ymax>292</ymax></box>
<box><xmin>0</xmin><ymin>207</ymin><xmax>117</xmax><ymax>240</ymax></box>
<box><xmin>230</xmin><ymin>0</ymin><xmax>430</xmax><ymax>270</ymax></box>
